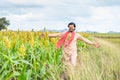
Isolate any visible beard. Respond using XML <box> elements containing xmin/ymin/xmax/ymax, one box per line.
<box><xmin>69</xmin><ymin>29</ymin><xmax>75</xmax><ymax>32</ymax></box>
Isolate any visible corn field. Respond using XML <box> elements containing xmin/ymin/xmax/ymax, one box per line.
<box><xmin>0</xmin><ymin>30</ymin><xmax>120</xmax><ymax>80</ymax></box>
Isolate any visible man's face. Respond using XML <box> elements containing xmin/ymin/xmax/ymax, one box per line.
<box><xmin>68</xmin><ymin>25</ymin><xmax>75</xmax><ymax>32</ymax></box>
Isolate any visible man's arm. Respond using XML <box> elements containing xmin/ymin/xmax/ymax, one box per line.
<box><xmin>48</xmin><ymin>33</ymin><xmax>63</xmax><ymax>38</ymax></box>
<box><xmin>77</xmin><ymin>34</ymin><xmax>100</xmax><ymax>48</ymax></box>
<box><xmin>40</xmin><ymin>32</ymin><xmax>64</xmax><ymax>38</ymax></box>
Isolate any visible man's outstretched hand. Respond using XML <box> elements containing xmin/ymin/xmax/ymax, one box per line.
<box><xmin>93</xmin><ymin>42</ymin><xmax>100</xmax><ymax>48</ymax></box>
<box><xmin>40</xmin><ymin>33</ymin><xmax>44</xmax><ymax>38</ymax></box>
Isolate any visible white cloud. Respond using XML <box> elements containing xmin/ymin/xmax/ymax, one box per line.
<box><xmin>0</xmin><ymin>0</ymin><xmax>120</xmax><ymax>32</ymax></box>
<box><xmin>6</xmin><ymin>0</ymin><xmax>63</xmax><ymax>6</ymax></box>
<box><xmin>73</xmin><ymin>6</ymin><xmax>120</xmax><ymax>32</ymax></box>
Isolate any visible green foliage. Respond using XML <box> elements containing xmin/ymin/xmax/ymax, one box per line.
<box><xmin>0</xmin><ymin>17</ymin><xmax>10</xmax><ymax>31</ymax></box>
<box><xmin>1</xmin><ymin>31</ymin><xmax>120</xmax><ymax>80</ymax></box>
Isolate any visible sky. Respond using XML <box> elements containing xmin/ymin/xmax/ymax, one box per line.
<box><xmin>0</xmin><ymin>0</ymin><xmax>120</xmax><ymax>32</ymax></box>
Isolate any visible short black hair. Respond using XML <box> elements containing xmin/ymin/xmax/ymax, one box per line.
<box><xmin>68</xmin><ymin>22</ymin><xmax>76</xmax><ymax>27</ymax></box>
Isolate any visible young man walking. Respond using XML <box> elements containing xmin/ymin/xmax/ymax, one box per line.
<box><xmin>47</xmin><ymin>22</ymin><xmax>100</xmax><ymax>67</ymax></box>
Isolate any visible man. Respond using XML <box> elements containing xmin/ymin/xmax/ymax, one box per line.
<box><xmin>43</xmin><ymin>22</ymin><xmax>100</xmax><ymax>66</ymax></box>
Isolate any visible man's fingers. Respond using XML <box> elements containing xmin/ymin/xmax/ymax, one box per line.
<box><xmin>96</xmin><ymin>43</ymin><xmax>100</xmax><ymax>48</ymax></box>
<box><xmin>40</xmin><ymin>33</ymin><xmax>45</xmax><ymax>38</ymax></box>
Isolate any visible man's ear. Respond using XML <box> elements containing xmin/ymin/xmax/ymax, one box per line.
<box><xmin>74</xmin><ymin>27</ymin><xmax>76</xmax><ymax>30</ymax></box>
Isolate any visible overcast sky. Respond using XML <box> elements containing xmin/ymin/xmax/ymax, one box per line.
<box><xmin>0</xmin><ymin>0</ymin><xmax>120</xmax><ymax>32</ymax></box>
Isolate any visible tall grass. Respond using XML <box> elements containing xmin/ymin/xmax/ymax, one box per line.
<box><xmin>67</xmin><ymin>38</ymin><xmax>120</xmax><ymax>80</ymax></box>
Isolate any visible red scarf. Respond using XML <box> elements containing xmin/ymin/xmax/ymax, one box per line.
<box><xmin>56</xmin><ymin>31</ymin><xmax>75</xmax><ymax>49</ymax></box>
